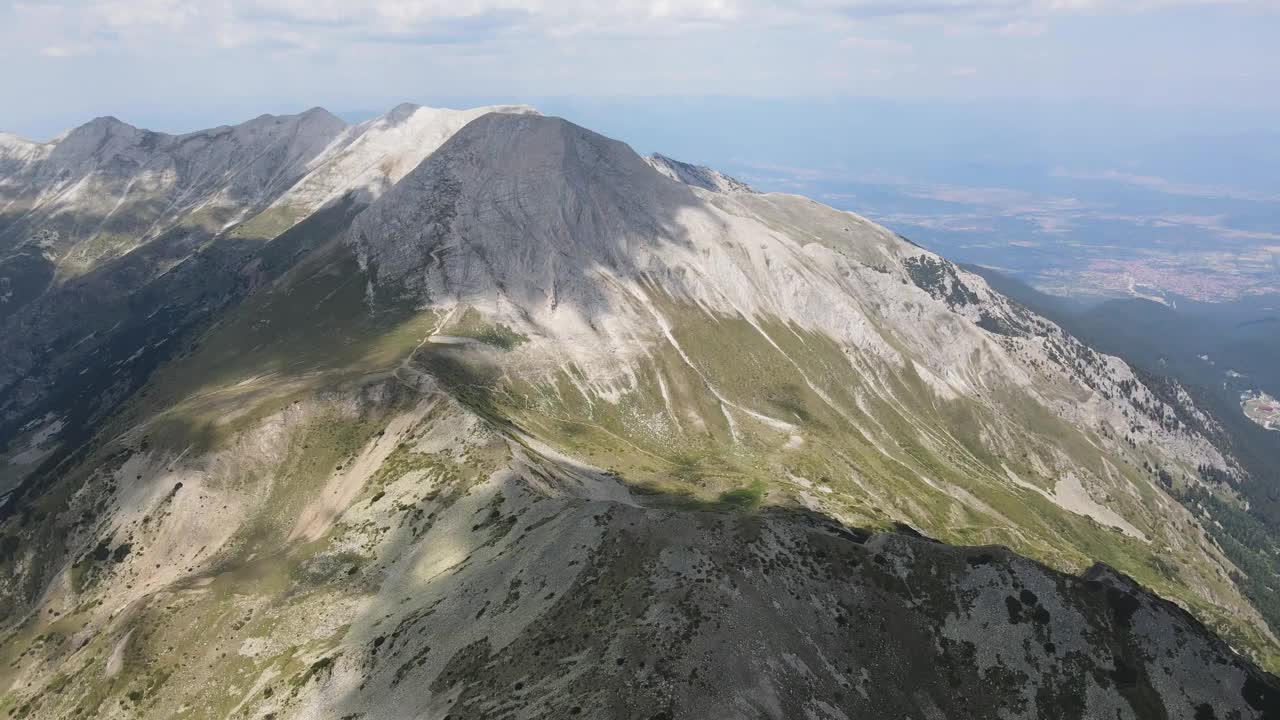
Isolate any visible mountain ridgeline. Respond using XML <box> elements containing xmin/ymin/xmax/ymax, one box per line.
<box><xmin>0</xmin><ymin>106</ymin><xmax>1278</xmax><ymax>719</ymax></box>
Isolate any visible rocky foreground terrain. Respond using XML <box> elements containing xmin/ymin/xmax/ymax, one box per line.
<box><xmin>1</xmin><ymin>106</ymin><xmax>1278</xmax><ymax>718</ymax></box>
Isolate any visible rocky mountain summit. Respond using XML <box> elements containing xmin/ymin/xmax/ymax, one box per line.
<box><xmin>644</xmin><ymin>152</ymin><xmax>756</xmax><ymax>193</ymax></box>
<box><xmin>1</xmin><ymin>106</ymin><xmax>1278</xmax><ymax>719</ymax></box>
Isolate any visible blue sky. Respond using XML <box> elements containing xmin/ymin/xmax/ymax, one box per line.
<box><xmin>3</xmin><ymin>0</ymin><xmax>1278</xmax><ymax>141</ymax></box>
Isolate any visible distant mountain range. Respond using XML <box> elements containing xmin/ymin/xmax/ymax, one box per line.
<box><xmin>1</xmin><ymin>105</ymin><xmax>1278</xmax><ymax>719</ymax></box>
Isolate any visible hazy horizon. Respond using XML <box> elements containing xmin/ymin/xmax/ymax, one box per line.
<box><xmin>4</xmin><ymin>0</ymin><xmax>1278</xmax><ymax>140</ymax></box>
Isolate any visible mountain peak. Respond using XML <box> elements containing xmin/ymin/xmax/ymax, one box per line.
<box><xmin>48</xmin><ymin>115</ymin><xmax>147</xmax><ymax>157</ymax></box>
<box><xmin>261</xmin><ymin>103</ymin><xmax>542</xmax><ymax>217</ymax></box>
<box><xmin>0</xmin><ymin>131</ymin><xmax>40</xmax><ymax>150</ymax></box>
<box><xmin>301</xmin><ymin>105</ymin><xmax>337</xmax><ymax>118</ymax></box>
<box><xmin>349</xmin><ymin>110</ymin><xmax>695</xmax><ymax>301</ymax></box>
<box><xmin>429</xmin><ymin>112</ymin><xmax>649</xmax><ymax>176</ymax></box>
<box><xmin>236</xmin><ymin>106</ymin><xmax>345</xmax><ymax>132</ymax></box>
<box><xmin>647</xmin><ymin>152</ymin><xmax>756</xmax><ymax>193</ymax></box>
<box><xmin>71</xmin><ymin>115</ymin><xmax>139</xmax><ymax>137</ymax></box>
<box><xmin>0</xmin><ymin>132</ymin><xmax>50</xmax><ymax>169</ymax></box>
<box><xmin>294</xmin><ymin>106</ymin><xmax>345</xmax><ymax>129</ymax></box>
<box><xmin>384</xmin><ymin>102</ymin><xmax>423</xmax><ymax>124</ymax></box>
<box><xmin>86</xmin><ymin>114</ymin><xmax>130</xmax><ymax>128</ymax></box>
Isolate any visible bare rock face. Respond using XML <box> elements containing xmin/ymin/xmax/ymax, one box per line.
<box><xmin>269</xmin><ymin>103</ymin><xmax>539</xmax><ymax>214</ymax></box>
<box><xmin>390</xmin><ymin>507</ymin><xmax>1280</xmax><ymax>720</ymax></box>
<box><xmin>348</xmin><ymin>112</ymin><xmax>701</xmax><ymax>311</ymax></box>
<box><xmin>645</xmin><ymin>151</ymin><xmax>756</xmax><ymax>193</ymax></box>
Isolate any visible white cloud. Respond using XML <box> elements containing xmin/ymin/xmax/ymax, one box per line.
<box><xmin>12</xmin><ymin>0</ymin><xmax>1272</xmax><ymax>56</ymax></box>
<box><xmin>39</xmin><ymin>45</ymin><xmax>81</xmax><ymax>58</ymax></box>
<box><xmin>840</xmin><ymin>34</ymin><xmax>913</xmax><ymax>52</ymax></box>
<box><xmin>93</xmin><ymin>0</ymin><xmax>196</xmax><ymax>31</ymax></box>
<box><xmin>993</xmin><ymin>18</ymin><xmax>1049</xmax><ymax>34</ymax></box>
<box><xmin>6</xmin><ymin>0</ymin><xmax>753</xmax><ymax>59</ymax></box>
<box><xmin>3</xmin><ymin>0</ymin><xmax>1276</xmax><ymax>129</ymax></box>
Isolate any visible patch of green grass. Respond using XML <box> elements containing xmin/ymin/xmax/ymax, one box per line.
<box><xmin>106</xmin><ymin>243</ymin><xmax>439</xmax><ymax>455</ymax></box>
<box><xmin>292</xmin><ymin>655</ymin><xmax>335</xmax><ymax>687</ymax></box>
<box><xmin>229</xmin><ymin>205</ymin><xmax>306</xmax><ymax>241</ymax></box>
<box><xmin>443</xmin><ymin>307</ymin><xmax>529</xmax><ymax>350</ymax></box>
<box><xmin>717</xmin><ymin>483</ymin><xmax>765</xmax><ymax>509</ymax></box>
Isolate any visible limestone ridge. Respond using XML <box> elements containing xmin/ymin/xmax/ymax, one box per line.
<box><xmin>645</xmin><ymin>151</ymin><xmax>756</xmax><ymax>193</ymax></box>
<box><xmin>0</xmin><ymin>103</ymin><xmax>535</xmax><ymax>290</ymax></box>
<box><xmin>0</xmin><ymin>108</ymin><xmax>347</xmax><ymax>259</ymax></box>
<box><xmin>269</xmin><ymin>103</ymin><xmax>539</xmax><ymax>215</ymax></box>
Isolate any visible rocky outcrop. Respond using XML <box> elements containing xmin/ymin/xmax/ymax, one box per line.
<box><xmin>645</xmin><ymin>151</ymin><xmax>756</xmax><ymax>193</ymax></box>
<box><xmin>268</xmin><ymin>103</ymin><xmax>538</xmax><ymax>215</ymax></box>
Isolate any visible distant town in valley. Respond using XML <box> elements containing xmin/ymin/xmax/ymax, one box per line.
<box><xmin>1244</xmin><ymin>392</ymin><xmax>1280</xmax><ymax>432</ymax></box>
<box><xmin>707</xmin><ymin>115</ymin><xmax>1280</xmax><ymax>306</ymax></box>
